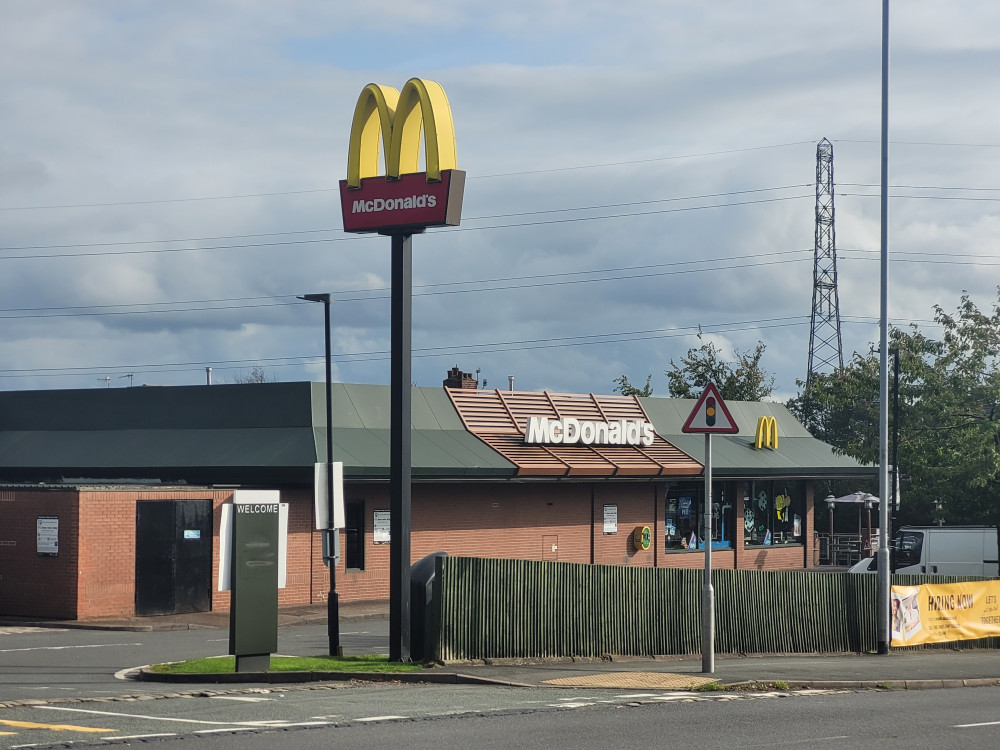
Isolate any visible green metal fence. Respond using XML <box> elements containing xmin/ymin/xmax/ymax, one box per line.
<box><xmin>429</xmin><ymin>556</ymin><xmax>1000</xmax><ymax>660</ymax></box>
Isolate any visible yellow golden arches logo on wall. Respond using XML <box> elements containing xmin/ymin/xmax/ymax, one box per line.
<box><xmin>346</xmin><ymin>78</ymin><xmax>457</xmax><ymax>188</ymax></box>
<box><xmin>754</xmin><ymin>416</ymin><xmax>779</xmax><ymax>450</ymax></box>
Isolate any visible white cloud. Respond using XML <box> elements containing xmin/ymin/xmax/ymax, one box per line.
<box><xmin>1</xmin><ymin>1</ymin><xmax>999</xmax><ymax>400</ymax></box>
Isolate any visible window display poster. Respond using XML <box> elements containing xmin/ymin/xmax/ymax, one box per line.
<box><xmin>373</xmin><ymin>510</ymin><xmax>391</xmax><ymax>544</ymax></box>
<box><xmin>37</xmin><ymin>516</ymin><xmax>58</xmax><ymax>556</ymax></box>
<box><xmin>603</xmin><ymin>504</ymin><xmax>618</xmax><ymax>535</ymax></box>
<box><xmin>679</xmin><ymin>496</ymin><xmax>692</xmax><ymax>519</ymax></box>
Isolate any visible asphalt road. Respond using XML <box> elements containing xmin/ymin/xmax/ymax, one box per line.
<box><xmin>2</xmin><ymin>681</ymin><xmax>999</xmax><ymax>750</ymax></box>
<box><xmin>0</xmin><ymin>620</ymin><xmax>387</xmax><ymax>703</ymax></box>
<box><xmin>3</xmin><ymin>621</ymin><xmax>1000</xmax><ymax>750</ymax></box>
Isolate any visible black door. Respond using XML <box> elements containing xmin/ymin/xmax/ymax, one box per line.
<box><xmin>135</xmin><ymin>500</ymin><xmax>213</xmax><ymax>616</ymax></box>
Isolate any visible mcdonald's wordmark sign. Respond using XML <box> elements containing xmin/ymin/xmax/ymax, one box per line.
<box><xmin>340</xmin><ymin>78</ymin><xmax>466</xmax><ymax>233</ymax></box>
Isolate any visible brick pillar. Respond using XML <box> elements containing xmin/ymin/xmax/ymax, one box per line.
<box><xmin>804</xmin><ymin>481</ymin><xmax>816</xmax><ymax>568</ymax></box>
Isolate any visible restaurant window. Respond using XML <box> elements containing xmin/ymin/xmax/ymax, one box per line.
<box><xmin>743</xmin><ymin>480</ymin><xmax>804</xmax><ymax>546</ymax></box>
<box><xmin>664</xmin><ymin>483</ymin><xmax>732</xmax><ymax>551</ymax></box>
<box><xmin>344</xmin><ymin>499</ymin><xmax>365</xmax><ymax>570</ymax></box>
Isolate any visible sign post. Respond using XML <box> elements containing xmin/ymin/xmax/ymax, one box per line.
<box><xmin>682</xmin><ymin>383</ymin><xmax>739</xmax><ymax>674</ymax></box>
<box><xmin>218</xmin><ymin>491</ymin><xmax>286</xmax><ymax>673</ymax></box>
<box><xmin>339</xmin><ymin>77</ymin><xmax>465</xmax><ymax>661</ymax></box>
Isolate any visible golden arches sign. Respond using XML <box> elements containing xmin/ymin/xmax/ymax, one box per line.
<box><xmin>754</xmin><ymin>416</ymin><xmax>778</xmax><ymax>450</ymax></box>
<box><xmin>347</xmin><ymin>78</ymin><xmax>458</xmax><ymax>187</ymax></box>
<box><xmin>339</xmin><ymin>77</ymin><xmax>464</xmax><ymax>233</ymax></box>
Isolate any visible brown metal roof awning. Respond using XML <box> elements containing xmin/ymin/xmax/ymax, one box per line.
<box><xmin>446</xmin><ymin>388</ymin><xmax>702</xmax><ymax>477</ymax></box>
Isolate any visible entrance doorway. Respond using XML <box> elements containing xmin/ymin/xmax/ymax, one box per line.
<box><xmin>135</xmin><ymin>499</ymin><xmax>213</xmax><ymax>616</ymax></box>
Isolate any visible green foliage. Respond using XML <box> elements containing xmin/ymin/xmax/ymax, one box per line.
<box><xmin>666</xmin><ymin>335</ymin><xmax>775</xmax><ymax>401</ymax></box>
<box><xmin>788</xmin><ymin>291</ymin><xmax>1000</xmax><ymax>527</ymax></box>
<box><xmin>692</xmin><ymin>680</ymin><xmax>725</xmax><ymax>692</ymax></box>
<box><xmin>613</xmin><ymin>373</ymin><xmax>653</xmax><ymax>397</ymax></box>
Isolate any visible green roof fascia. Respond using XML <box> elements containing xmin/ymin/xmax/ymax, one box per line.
<box><xmin>316</xmin><ymin>384</ymin><xmax>516</xmax><ymax>477</ymax></box>
<box><xmin>0</xmin><ymin>428</ymin><xmax>316</xmax><ymax>470</ymax></box>
<box><xmin>665</xmin><ymin>434</ymin><xmax>874</xmax><ymax>478</ymax></box>
<box><xmin>0</xmin><ymin>382</ymin><xmax>316</xmax><ymax>431</ymax></box>
<box><xmin>640</xmin><ymin>397</ymin><xmax>873</xmax><ymax>477</ymax></box>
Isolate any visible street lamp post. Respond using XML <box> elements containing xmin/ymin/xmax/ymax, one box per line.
<box><xmin>299</xmin><ymin>292</ymin><xmax>340</xmax><ymax>656</ymax></box>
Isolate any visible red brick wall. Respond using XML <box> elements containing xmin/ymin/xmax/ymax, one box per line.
<box><xmin>0</xmin><ymin>489</ymin><xmax>80</xmax><ymax>618</ymax></box>
<box><xmin>278</xmin><ymin>488</ymin><xmax>316</xmax><ymax>607</ymax></box>
<box><xmin>334</xmin><ymin>483</ymin><xmax>597</xmax><ymax>603</ymax></box>
<box><xmin>737</xmin><ymin>545</ymin><xmax>807</xmax><ymax>571</ymax></box>
<box><xmin>3</xmin><ymin>479</ymin><xmax>820</xmax><ymax>618</ymax></box>
<box><xmin>805</xmin><ymin>482</ymin><xmax>816</xmax><ymax>567</ymax></box>
<box><xmin>77</xmin><ymin>489</ymin><xmax>237</xmax><ymax>619</ymax></box>
<box><xmin>593</xmin><ymin>483</ymin><xmax>658</xmax><ymax>567</ymax></box>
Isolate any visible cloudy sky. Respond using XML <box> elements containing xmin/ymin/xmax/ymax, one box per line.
<box><xmin>3</xmin><ymin>1</ymin><xmax>1000</xmax><ymax>400</ymax></box>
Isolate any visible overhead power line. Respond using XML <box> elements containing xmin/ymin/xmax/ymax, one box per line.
<box><xmin>0</xmin><ymin>242</ymin><xmax>991</xmax><ymax>321</ymax></box>
<box><xmin>0</xmin><ymin>250</ymin><xmax>812</xmax><ymax>320</ymax></box>
<box><xmin>0</xmin><ymin>316</ymin><xmax>814</xmax><ymax>379</ymax></box>
<box><xmin>0</xmin><ymin>141</ymin><xmax>816</xmax><ymax>212</ymax></box>
<box><xmin>0</xmin><ymin>192</ymin><xmax>814</xmax><ymax>262</ymax></box>
<box><xmin>0</xmin><ymin>311</ymin><xmax>936</xmax><ymax>382</ymax></box>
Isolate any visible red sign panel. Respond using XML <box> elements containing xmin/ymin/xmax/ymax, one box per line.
<box><xmin>339</xmin><ymin>169</ymin><xmax>466</xmax><ymax>234</ymax></box>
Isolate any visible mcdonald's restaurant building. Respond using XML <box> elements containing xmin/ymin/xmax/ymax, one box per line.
<box><xmin>0</xmin><ymin>373</ymin><xmax>871</xmax><ymax>620</ymax></box>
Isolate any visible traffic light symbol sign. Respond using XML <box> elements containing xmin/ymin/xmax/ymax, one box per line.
<box><xmin>681</xmin><ymin>381</ymin><xmax>738</xmax><ymax>433</ymax></box>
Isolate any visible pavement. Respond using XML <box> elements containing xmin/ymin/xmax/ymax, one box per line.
<box><xmin>3</xmin><ymin>603</ymin><xmax>1000</xmax><ymax>693</ymax></box>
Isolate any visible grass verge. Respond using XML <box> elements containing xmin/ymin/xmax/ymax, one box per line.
<box><xmin>148</xmin><ymin>654</ymin><xmax>424</xmax><ymax>675</ymax></box>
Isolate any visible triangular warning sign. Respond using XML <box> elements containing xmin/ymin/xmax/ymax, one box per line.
<box><xmin>681</xmin><ymin>382</ymin><xmax>739</xmax><ymax>434</ymax></box>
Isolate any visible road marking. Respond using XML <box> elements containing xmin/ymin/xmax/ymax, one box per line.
<box><xmin>0</xmin><ymin>627</ymin><xmax>69</xmax><ymax>635</ymax></box>
<box><xmin>37</xmin><ymin>705</ymin><xmax>285</xmax><ymax>727</ymax></box>
<box><xmin>356</xmin><ymin>716</ymin><xmax>408</xmax><ymax>722</ymax></box>
<box><xmin>0</xmin><ymin>719</ymin><xmax>113</xmax><ymax>733</ymax></box>
<box><xmin>0</xmin><ymin>642</ymin><xmax>141</xmax><ymax>654</ymax></box>
<box><xmin>955</xmin><ymin>720</ymin><xmax>1000</xmax><ymax>728</ymax></box>
<box><xmin>104</xmin><ymin>734</ymin><xmax>177</xmax><ymax>741</ymax></box>
<box><xmin>210</xmin><ymin>696</ymin><xmax>272</xmax><ymax>703</ymax></box>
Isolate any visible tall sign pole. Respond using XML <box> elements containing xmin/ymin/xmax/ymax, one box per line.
<box><xmin>682</xmin><ymin>383</ymin><xmax>739</xmax><ymax>674</ymax></box>
<box><xmin>877</xmin><ymin>0</ymin><xmax>892</xmax><ymax>656</ymax></box>
<box><xmin>702</xmin><ymin>431</ymin><xmax>713</xmax><ymax>673</ymax></box>
<box><xmin>389</xmin><ymin>231</ymin><xmax>413</xmax><ymax>661</ymax></box>
<box><xmin>339</xmin><ymin>78</ymin><xmax>465</xmax><ymax>662</ymax></box>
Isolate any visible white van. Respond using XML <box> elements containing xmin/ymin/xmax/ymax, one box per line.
<box><xmin>849</xmin><ymin>525</ymin><xmax>999</xmax><ymax>577</ymax></box>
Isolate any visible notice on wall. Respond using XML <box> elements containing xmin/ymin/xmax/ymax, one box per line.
<box><xmin>373</xmin><ymin>509</ymin><xmax>391</xmax><ymax>544</ymax></box>
<box><xmin>36</xmin><ymin>516</ymin><xmax>58</xmax><ymax>556</ymax></box>
<box><xmin>603</xmin><ymin>504</ymin><xmax>618</xmax><ymax>535</ymax></box>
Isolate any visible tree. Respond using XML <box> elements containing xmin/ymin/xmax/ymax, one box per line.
<box><xmin>788</xmin><ymin>291</ymin><xmax>1000</xmax><ymax>527</ymax></box>
<box><xmin>666</xmin><ymin>335</ymin><xmax>775</xmax><ymax>401</ymax></box>
<box><xmin>613</xmin><ymin>373</ymin><xmax>653</xmax><ymax>397</ymax></box>
<box><xmin>230</xmin><ymin>365</ymin><xmax>277</xmax><ymax>384</ymax></box>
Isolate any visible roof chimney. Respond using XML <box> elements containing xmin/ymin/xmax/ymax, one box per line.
<box><xmin>444</xmin><ymin>366</ymin><xmax>478</xmax><ymax>389</ymax></box>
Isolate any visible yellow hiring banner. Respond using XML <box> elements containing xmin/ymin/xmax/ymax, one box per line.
<box><xmin>891</xmin><ymin>580</ymin><xmax>1000</xmax><ymax>647</ymax></box>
